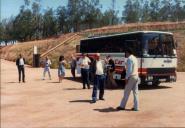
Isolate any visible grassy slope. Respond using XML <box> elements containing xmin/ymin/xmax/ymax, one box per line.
<box><xmin>1</xmin><ymin>22</ymin><xmax>185</xmax><ymax>71</ymax></box>
<box><xmin>174</xmin><ymin>30</ymin><xmax>185</xmax><ymax>71</ymax></box>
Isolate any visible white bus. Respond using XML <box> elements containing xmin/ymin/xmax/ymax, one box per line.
<box><xmin>77</xmin><ymin>31</ymin><xmax>177</xmax><ymax>86</ymax></box>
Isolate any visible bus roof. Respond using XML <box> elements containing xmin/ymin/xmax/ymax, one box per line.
<box><xmin>81</xmin><ymin>31</ymin><xmax>173</xmax><ymax>41</ymax></box>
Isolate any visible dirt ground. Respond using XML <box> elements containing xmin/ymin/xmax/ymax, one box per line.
<box><xmin>1</xmin><ymin>59</ymin><xmax>185</xmax><ymax>127</ymax></box>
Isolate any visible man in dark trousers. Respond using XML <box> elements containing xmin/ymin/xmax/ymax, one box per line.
<box><xmin>79</xmin><ymin>53</ymin><xmax>91</xmax><ymax>89</ymax></box>
<box><xmin>91</xmin><ymin>53</ymin><xmax>106</xmax><ymax>103</ymax></box>
<box><xmin>16</xmin><ymin>54</ymin><xmax>26</xmax><ymax>83</ymax></box>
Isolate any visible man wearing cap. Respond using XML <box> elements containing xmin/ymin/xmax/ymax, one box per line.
<box><xmin>91</xmin><ymin>53</ymin><xmax>106</xmax><ymax>103</ymax></box>
<box><xmin>117</xmin><ymin>48</ymin><xmax>139</xmax><ymax>111</ymax></box>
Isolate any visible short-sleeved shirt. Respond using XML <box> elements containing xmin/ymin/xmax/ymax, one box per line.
<box><xmin>19</xmin><ymin>58</ymin><xmax>25</xmax><ymax>66</ymax></box>
<box><xmin>79</xmin><ymin>57</ymin><xmax>91</xmax><ymax>69</ymax></box>
<box><xmin>44</xmin><ymin>59</ymin><xmax>51</xmax><ymax>68</ymax></box>
<box><xmin>95</xmin><ymin>60</ymin><xmax>105</xmax><ymax>75</ymax></box>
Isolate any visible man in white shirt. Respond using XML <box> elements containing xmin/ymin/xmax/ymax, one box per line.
<box><xmin>117</xmin><ymin>48</ymin><xmax>139</xmax><ymax>111</ymax></box>
<box><xmin>91</xmin><ymin>53</ymin><xmax>105</xmax><ymax>103</ymax></box>
<box><xmin>16</xmin><ymin>54</ymin><xmax>25</xmax><ymax>83</ymax></box>
<box><xmin>79</xmin><ymin>53</ymin><xmax>91</xmax><ymax>89</ymax></box>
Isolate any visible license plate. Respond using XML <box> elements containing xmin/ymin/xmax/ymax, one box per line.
<box><xmin>159</xmin><ymin>79</ymin><xmax>166</xmax><ymax>82</ymax></box>
<box><xmin>113</xmin><ymin>74</ymin><xmax>121</xmax><ymax>80</ymax></box>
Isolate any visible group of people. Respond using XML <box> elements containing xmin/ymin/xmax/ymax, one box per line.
<box><xmin>16</xmin><ymin>48</ymin><xmax>140</xmax><ymax>111</ymax></box>
<box><xmin>16</xmin><ymin>54</ymin><xmax>67</xmax><ymax>83</ymax></box>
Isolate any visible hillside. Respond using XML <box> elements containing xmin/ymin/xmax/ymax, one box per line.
<box><xmin>1</xmin><ymin>21</ymin><xmax>185</xmax><ymax>71</ymax></box>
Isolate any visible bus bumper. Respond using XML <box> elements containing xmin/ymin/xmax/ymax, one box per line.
<box><xmin>140</xmin><ymin>73</ymin><xmax>177</xmax><ymax>85</ymax></box>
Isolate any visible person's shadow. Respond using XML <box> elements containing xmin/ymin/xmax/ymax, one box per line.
<box><xmin>69</xmin><ymin>100</ymin><xmax>92</xmax><ymax>103</ymax></box>
<box><xmin>5</xmin><ymin>81</ymin><xmax>19</xmax><ymax>83</ymax></box>
<box><xmin>94</xmin><ymin>107</ymin><xmax>133</xmax><ymax>113</ymax></box>
<box><xmin>94</xmin><ymin>107</ymin><xmax>118</xmax><ymax>112</ymax></box>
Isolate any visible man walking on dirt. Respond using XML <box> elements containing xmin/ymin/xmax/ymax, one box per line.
<box><xmin>117</xmin><ymin>48</ymin><xmax>139</xmax><ymax>111</ymax></box>
<box><xmin>16</xmin><ymin>54</ymin><xmax>26</xmax><ymax>83</ymax></box>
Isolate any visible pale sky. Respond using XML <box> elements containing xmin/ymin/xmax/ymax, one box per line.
<box><xmin>1</xmin><ymin>0</ymin><xmax>125</xmax><ymax>20</ymax></box>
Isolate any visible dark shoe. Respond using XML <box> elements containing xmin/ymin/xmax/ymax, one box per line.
<box><xmin>90</xmin><ymin>100</ymin><xmax>96</xmax><ymax>104</ymax></box>
<box><xmin>88</xmin><ymin>86</ymin><xmax>90</xmax><ymax>89</ymax></box>
<box><xmin>83</xmin><ymin>87</ymin><xmax>86</xmax><ymax>89</ymax></box>
<box><xmin>99</xmin><ymin>98</ymin><xmax>105</xmax><ymax>100</ymax></box>
<box><xmin>116</xmin><ymin>106</ymin><xmax>125</xmax><ymax>111</ymax></box>
<box><xmin>131</xmin><ymin>108</ymin><xmax>139</xmax><ymax>111</ymax></box>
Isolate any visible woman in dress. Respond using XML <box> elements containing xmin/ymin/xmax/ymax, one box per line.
<box><xmin>58</xmin><ymin>55</ymin><xmax>66</xmax><ymax>83</ymax></box>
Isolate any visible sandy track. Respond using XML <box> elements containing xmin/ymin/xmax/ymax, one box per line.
<box><xmin>1</xmin><ymin>59</ymin><xmax>185</xmax><ymax>127</ymax></box>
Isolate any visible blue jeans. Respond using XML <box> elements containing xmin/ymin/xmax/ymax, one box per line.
<box><xmin>81</xmin><ymin>68</ymin><xmax>90</xmax><ymax>88</ymax></box>
<box><xmin>92</xmin><ymin>75</ymin><xmax>105</xmax><ymax>101</ymax></box>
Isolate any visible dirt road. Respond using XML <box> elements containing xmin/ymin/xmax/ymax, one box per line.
<box><xmin>1</xmin><ymin>59</ymin><xmax>185</xmax><ymax>127</ymax></box>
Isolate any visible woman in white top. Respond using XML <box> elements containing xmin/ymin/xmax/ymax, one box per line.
<box><xmin>42</xmin><ymin>56</ymin><xmax>51</xmax><ymax>80</ymax></box>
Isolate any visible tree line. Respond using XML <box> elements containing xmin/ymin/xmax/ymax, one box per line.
<box><xmin>0</xmin><ymin>0</ymin><xmax>185</xmax><ymax>42</ymax></box>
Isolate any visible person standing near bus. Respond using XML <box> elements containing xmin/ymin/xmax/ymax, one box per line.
<box><xmin>76</xmin><ymin>57</ymin><xmax>81</xmax><ymax>75</ymax></box>
<box><xmin>117</xmin><ymin>48</ymin><xmax>139</xmax><ymax>111</ymax></box>
<box><xmin>91</xmin><ymin>53</ymin><xmax>106</xmax><ymax>103</ymax></box>
<box><xmin>79</xmin><ymin>53</ymin><xmax>91</xmax><ymax>89</ymax></box>
<box><xmin>16</xmin><ymin>54</ymin><xmax>25</xmax><ymax>83</ymax></box>
<box><xmin>42</xmin><ymin>56</ymin><xmax>51</xmax><ymax>80</ymax></box>
<box><xmin>58</xmin><ymin>55</ymin><xmax>66</xmax><ymax>83</ymax></box>
<box><xmin>105</xmin><ymin>55</ymin><xmax>116</xmax><ymax>88</ymax></box>
<box><xmin>70</xmin><ymin>54</ymin><xmax>77</xmax><ymax>79</ymax></box>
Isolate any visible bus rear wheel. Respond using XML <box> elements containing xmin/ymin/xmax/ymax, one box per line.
<box><xmin>152</xmin><ymin>80</ymin><xmax>160</xmax><ymax>86</ymax></box>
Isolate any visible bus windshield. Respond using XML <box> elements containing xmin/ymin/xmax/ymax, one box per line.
<box><xmin>143</xmin><ymin>33</ymin><xmax>175</xmax><ymax>57</ymax></box>
<box><xmin>80</xmin><ymin>33</ymin><xmax>142</xmax><ymax>57</ymax></box>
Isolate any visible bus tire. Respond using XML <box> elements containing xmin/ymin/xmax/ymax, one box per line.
<box><xmin>152</xmin><ymin>81</ymin><xmax>160</xmax><ymax>86</ymax></box>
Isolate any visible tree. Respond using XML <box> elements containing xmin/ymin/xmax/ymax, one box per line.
<box><xmin>32</xmin><ymin>0</ymin><xmax>42</xmax><ymax>39</ymax></box>
<box><xmin>123</xmin><ymin>0</ymin><xmax>141</xmax><ymax>23</ymax></box>
<box><xmin>149</xmin><ymin>0</ymin><xmax>161</xmax><ymax>21</ymax></box>
<box><xmin>172</xmin><ymin>0</ymin><xmax>185</xmax><ymax>21</ymax></box>
<box><xmin>56</xmin><ymin>6</ymin><xmax>69</xmax><ymax>33</ymax></box>
<box><xmin>13</xmin><ymin>9</ymin><xmax>34</xmax><ymax>41</ymax></box>
<box><xmin>67</xmin><ymin>0</ymin><xmax>82</xmax><ymax>32</ymax></box>
<box><xmin>80</xmin><ymin>0</ymin><xmax>103</xmax><ymax>29</ymax></box>
<box><xmin>141</xmin><ymin>0</ymin><xmax>151</xmax><ymax>22</ymax></box>
<box><xmin>100</xmin><ymin>9</ymin><xmax>119</xmax><ymax>26</ymax></box>
<box><xmin>42</xmin><ymin>8</ymin><xmax>58</xmax><ymax>37</ymax></box>
<box><xmin>159</xmin><ymin>0</ymin><xmax>173</xmax><ymax>21</ymax></box>
<box><xmin>0</xmin><ymin>21</ymin><xmax>5</xmax><ymax>40</ymax></box>
<box><xmin>109</xmin><ymin>0</ymin><xmax>119</xmax><ymax>25</ymax></box>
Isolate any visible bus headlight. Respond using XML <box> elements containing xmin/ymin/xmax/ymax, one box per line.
<box><xmin>147</xmin><ymin>76</ymin><xmax>153</xmax><ymax>81</ymax></box>
<box><xmin>170</xmin><ymin>75</ymin><xmax>176</xmax><ymax>81</ymax></box>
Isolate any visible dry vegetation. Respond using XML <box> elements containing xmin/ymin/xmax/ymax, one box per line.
<box><xmin>1</xmin><ymin>21</ymin><xmax>185</xmax><ymax>71</ymax></box>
